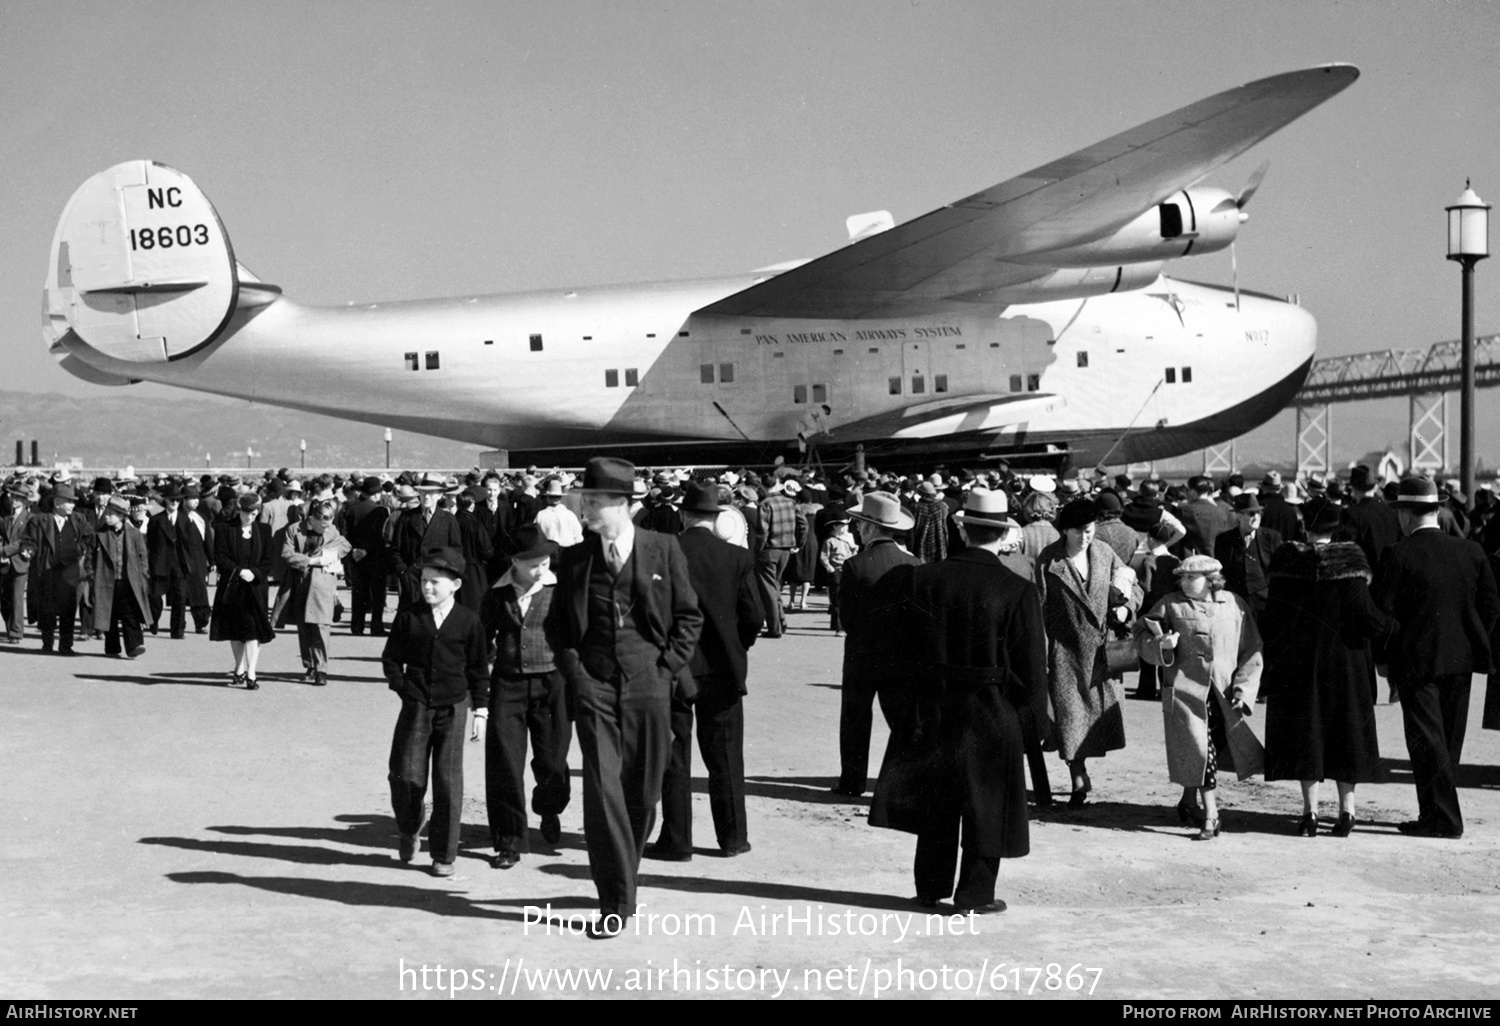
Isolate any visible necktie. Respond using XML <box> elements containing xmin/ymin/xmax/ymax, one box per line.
<box><xmin>608</xmin><ymin>541</ymin><xmax>622</xmax><ymax>574</ymax></box>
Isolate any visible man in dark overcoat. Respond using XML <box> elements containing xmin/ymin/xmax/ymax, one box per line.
<box><xmin>1</xmin><ymin>481</ymin><xmax>36</xmax><ymax>642</ymax></box>
<box><xmin>177</xmin><ymin>484</ymin><xmax>214</xmax><ymax>634</ymax></box>
<box><xmin>146</xmin><ymin>485</ymin><xmax>185</xmax><ymax>636</ymax></box>
<box><xmin>870</xmin><ymin>489</ymin><xmax>1046</xmax><ymax>914</ymax></box>
<box><xmin>833</xmin><ymin>491</ymin><xmax>918</xmax><ymax>797</ymax></box>
<box><xmin>390</xmin><ymin>473</ymin><xmax>463</xmax><ymax>613</ymax></box>
<box><xmin>1338</xmin><ymin>464</ymin><xmax>1402</xmax><ymax>569</ymax></box>
<box><xmin>1213</xmin><ymin>493</ymin><xmax>1283</xmax><ymax>621</ymax></box>
<box><xmin>1374</xmin><ymin>476</ymin><xmax>1500</xmax><ymax>838</ymax></box>
<box><xmin>89</xmin><ymin>495</ymin><xmax>150</xmax><ymax>658</ymax></box>
<box><xmin>1177</xmin><ymin>476</ymin><xmax>1237</xmax><ymax>555</ymax></box>
<box><xmin>544</xmin><ymin>457</ymin><xmax>702</xmax><ymax>938</ymax></box>
<box><xmin>344</xmin><ymin>476</ymin><xmax>391</xmax><ymax>636</ymax></box>
<box><xmin>647</xmin><ymin>481</ymin><xmax>764</xmax><ymax>860</ymax></box>
<box><xmin>24</xmin><ymin>481</ymin><xmax>94</xmax><ymax>654</ymax></box>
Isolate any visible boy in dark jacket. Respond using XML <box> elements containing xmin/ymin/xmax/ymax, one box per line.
<box><xmin>381</xmin><ymin>546</ymin><xmax>488</xmax><ymax>876</ymax></box>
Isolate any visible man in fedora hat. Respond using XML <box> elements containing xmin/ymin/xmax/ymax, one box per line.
<box><xmin>344</xmin><ymin>476</ymin><xmax>392</xmax><ymax>636</ymax></box>
<box><xmin>382</xmin><ymin>546</ymin><xmax>490</xmax><ymax>877</ymax></box>
<box><xmin>1179</xmin><ymin>475</ymin><xmax>1237</xmax><ymax>556</ymax></box>
<box><xmin>1373</xmin><ymin>477</ymin><xmax>1500</xmax><ymax>838</ymax></box>
<box><xmin>755</xmin><ymin>477</ymin><xmax>808</xmax><ymax>638</ymax></box>
<box><xmin>23</xmin><ymin>481</ymin><xmax>94</xmax><ymax>654</ymax></box>
<box><xmin>870</xmin><ymin>487</ymin><xmax>1046</xmax><ymax>914</ymax></box>
<box><xmin>833</xmin><ymin>491</ymin><xmax>918</xmax><ymax>797</ymax></box>
<box><xmin>1</xmin><ymin>479</ymin><xmax>37</xmax><ymax>642</ymax></box>
<box><xmin>391</xmin><ymin>473</ymin><xmax>463</xmax><ymax>613</ymax></box>
<box><xmin>1338</xmin><ymin>464</ymin><xmax>1401</xmax><ymax>569</ymax></box>
<box><xmin>1213</xmin><ymin>492</ymin><xmax>1282</xmax><ymax>621</ymax></box>
<box><xmin>147</xmin><ymin>484</ymin><xmax>186</xmax><ymax>636</ymax></box>
<box><xmin>545</xmin><ymin>456</ymin><xmax>702</xmax><ymax>937</ymax></box>
<box><xmin>646</xmin><ymin>480</ymin><xmax>764</xmax><ymax>862</ymax></box>
<box><xmin>178</xmin><ymin>483</ymin><xmax>215</xmax><ymax>634</ymax></box>
<box><xmin>479</xmin><ymin>525</ymin><xmax>571</xmax><ymax>870</ymax></box>
<box><xmin>76</xmin><ymin>476</ymin><xmax>117</xmax><ymax>640</ymax></box>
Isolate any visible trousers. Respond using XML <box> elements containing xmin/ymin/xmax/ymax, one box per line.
<box><xmin>914</xmin><ymin>812</ymin><xmax>1001</xmax><ymax>909</ymax></box>
<box><xmin>388</xmin><ymin>697</ymin><xmax>468</xmax><ymax>864</ymax></box>
<box><xmin>485</xmin><ymin>670</ymin><xmax>572</xmax><ymax>852</ymax></box>
<box><xmin>754</xmin><ymin>549</ymin><xmax>792</xmax><ymax>636</ymax></box>
<box><xmin>838</xmin><ymin>666</ymin><xmax>893</xmax><ymax>794</ymax></box>
<box><xmin>297</xmin><ymin>623</ymin><xmax>331</xmax><ymax>673</ymax></box>
<box><xmin>657</xmin><ymin>680</ymin><xmax>747</xmax><ymax>854</ymax></box>
<box><xmin>103</xmin><ymin>581</ymin><xmax>144</xmax><ymax>656</ymax></box>
<box><xmin>572</xmin><ymin>664</ymin><xmax>671</xmax><ymax>916</ymax></box>
<box><xmin>1</xmin><ymin>569</ymin><xmax>24</xmax><ymax>640</ymax></box>
<box><xmin>349</xmin><ymin>560</ymin><xmax>387</xmax><ymax>635</ymax></box>
<box><xmin>1396</xmin><ymin>673</ymin><xmax>1470</xmax><ymax>835</ymax></box>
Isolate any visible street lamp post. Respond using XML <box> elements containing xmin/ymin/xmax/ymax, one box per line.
<box><xmin>384</xmin><ymin>428</ymin><xmax>392</xmax><ymax>470</ymax></box>
<box><xmin>246</xmin><ymin>445</ymin><xmax>254</xmax><ymax>470</ymax></box>
<box><xmin>1447</xmin><ymin>181</ymin><xmax>1490</xmax><ymax>505</ymax></box>
<box><xmin>300</xmin><ymin>439</ymin><xmax>307</xmax><ymax>470</ymax></box>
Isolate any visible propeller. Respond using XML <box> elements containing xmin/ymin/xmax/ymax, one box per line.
<box><xmin>1215</xmin><ymin>161</ymin><xmax>1270</xmax><ymax>312</ymax></box>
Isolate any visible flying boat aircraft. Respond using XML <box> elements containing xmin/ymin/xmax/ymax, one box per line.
<box><xmin>41</xmin><ymin>65</ymin><xmax>1359</xmax><ymax>470</ymax></box>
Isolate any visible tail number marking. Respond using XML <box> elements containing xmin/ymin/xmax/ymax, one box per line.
<box><xmin>129</xmin><ymin>224</ymin><xmax>211</xmax><ymax>251</ymax></box>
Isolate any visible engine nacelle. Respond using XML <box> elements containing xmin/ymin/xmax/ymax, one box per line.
<box><xmin>986</xmin><ymin>261</ymin><xmax>1164</xmax><ymax>306</ymax></box>
<box><xmin>43</xmin><ymin>161</ymin><xmax>239</xmax><ymax>363</ymax></box>
<box><xmin>1017</xmin><ymin>187</ymin><xmax>1242</xmax><ymax>268</ymax></box>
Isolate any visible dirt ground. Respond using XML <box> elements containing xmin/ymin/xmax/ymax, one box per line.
<box><xmin>4</xmin><ymin>591</ymin><xmax>1499</xmax><ymax>1000</ymax></box>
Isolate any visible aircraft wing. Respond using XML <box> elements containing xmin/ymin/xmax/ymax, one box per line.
<box><xmin>698</xmin><ymin>65</ymin><xmax>1358</xmax><ymax>319</ymax></box>
<box><xmin>836</xmin><ymin>392</ymin><xmax>1067</xmax><ymax>441</ymax></box>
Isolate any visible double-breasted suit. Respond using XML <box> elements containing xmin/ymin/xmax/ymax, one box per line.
<box><xmin>869</xmin><ymin>548</ymin><xmax>1046</xmax><ymax>909</ymax></box>
<box><xmin>654</xmin><ymin>526</ymin><xmax>764</xmax><ymax>855</ymax></box>
<box><xmin>545</xmin><ymin>528</ymin><xmax>703</xmax><ymax>918</ymax></box>
<box><xmin>24</xmin><ymin>511</ymin><xmax>94</xmax><ymax>651</ymax></box>
<box><xmin>1213</xmin><ymin>525</ymin><xmax>1283</xmax><ymax>618</ymax></box>
<box><xmin>391</xmin><ymin>508</ymin><xmax>462</xmax><ymax>611</ymax></box>
<box><xmin>1373</xmin><ymin>527</ymin><xmax>1500</xmax><ymax>835</ymax></box>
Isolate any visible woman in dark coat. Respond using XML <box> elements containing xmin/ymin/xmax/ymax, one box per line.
<box><xmin>1261</xmin><ymin>497</ymin><xmax>1397</xmax><ymax>837</ymax></box>
<box><xmin>211</xmin><ymin>493</ymin><xmax>275</xmax><ymax>689</ymax></box>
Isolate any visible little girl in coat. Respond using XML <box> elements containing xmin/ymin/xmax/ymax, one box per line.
<box><xmin>1134</xmin><ymin>554</ymin><xmax>1264</xmax><ymax>840</ymax></box>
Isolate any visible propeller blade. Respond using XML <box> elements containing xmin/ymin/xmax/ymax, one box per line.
<box><xmin>1237</xmin><ymin>160</ymin><xmax>1271</xmax><ymax>209</ymax></box>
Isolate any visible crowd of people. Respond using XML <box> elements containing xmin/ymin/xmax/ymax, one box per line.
<box><xmin>3</xmin><ymin>456</ymin><xmax>1499</xmax><ymax>932</ymax></box>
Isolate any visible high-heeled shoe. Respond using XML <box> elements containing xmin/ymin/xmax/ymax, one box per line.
<box><xmin>1177</xmin><ymin>798</ymin><xmax>1204</xmax><ymax>827</ymax></box>
<box><xmin>1330</xmin><ymin>812</ymin><xmax>1355</xmax><ymax>838</ymax></box>
<box><xmin>1295</xmin><ymin>813</ymin><xmax>1318</xmax><ymax>837</ymax></box>
<box><xmin>1193</xmin><ymin>817</ymin><xmax>1221</xmax><ymax>841</ymax></box>
<box><xmin>245</xmin><ymin>676</ymin><xmax>259</xmax><ymax>691</ymax></box>
<box><xmin>230</xmin><ymin>672</ymin><xmax>245</xmax><ymax>687</ymax></box>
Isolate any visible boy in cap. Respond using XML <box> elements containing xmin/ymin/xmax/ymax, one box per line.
<box><xmin>381</xmin><ymin>546</ymin><xmax>489</xmax><ymax>876</ymax></box>
<box><xmin>479</xmin><ymin>525</ymin><xmax>570</xmax><ymax>870</ymax></box>
<box><xmin>90</xmin><ymin>495</ymin><xmax>150</xmax><ymax>658</ymax></box>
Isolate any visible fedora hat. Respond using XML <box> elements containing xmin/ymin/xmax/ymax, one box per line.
<box><xmin>104</xmin><ymin>495</ymin><xmax>131</xmax><ymax>517</ymax></box>
<box><xmin>542</xmin><ymin>476</ymin><xmax>565</xmax><ymax>498</ymax></box>
<box><xmin>1301</xmin><ymin>496</ymin><xmax>1343</xmax><ymax>535</ymax></box>
<box><xmin>394</xmin><ymin>484</ymin><xmax>419</xmax><ymax>504</ymax></box>
<box><xmin>509</xmin><ymin>525</ymin><xmax>558</xmax><ymax>564</ymax></box>
<box><xmin>413</xmin><ymin>472</ymin><xmax>446</xmax><ymax>492</ymax></box>
<box><xmin>953</xmin><ymin>488</ymin><xmax>1019</xmax><ymax>529</ymax></box>
<box><xmin>1390</xmin><ymin>475</ymin><xmax>1442</xmax><ymax>509</ymax></box>
<box><xmin>51</xmin><ymin>482</ymin><xmax>78</xmax><ymax>503</ymax></box>
<box><xmin>631</xmin><ymin>478</ymin><xmax>648</xmax><ymax>500</ymax></box>
<box><xmin>419</xmin><ymin>546</ymin><xmax>466</xmax><ymax>578</ymax></box>
<box><xmin>581</xmin><ymin>456</ymin><xmax>636</xmax><ymax>496</ymax></box>
<box><xmin>846</xmin><ymin>491</ymin><xmax>915</xmax><ymax>532</ymax></box>
<box><xmin>1232</xmin><ymin>493</ymin><xmax>1263</xmax><ymax>513</ymax></box>
<box><xmin>682</xmin><ymin>481</ymin><xmax>721</xmax><ymax>514</ymax></box>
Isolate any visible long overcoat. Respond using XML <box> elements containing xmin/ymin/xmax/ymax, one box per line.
<box><xmin>89</xmin><ymin>525</ymin><xmax>150</xmax><ymax>632</ymax></box>
<box><xmin>1135</xmin><ymin>589</ymin><xmax>1264</xmax><ymax>786</ymax></box>
<box><xmin>24</xmin><ymin>512</ymin><xmax>94</xmax><ymax>615</ymax></box>
<box><xmin>210</xmin><ymin>521</ymin><xmax>276</xmax><ymax>644</ymax></box>
<box><xmin>455</xmin><ymin>510</ymin><xmax>493</xmax><ymax>613</ymax></box>
<box><xmin>176</xmin><ymin>509</ymin><xmax>214</xmax><ymax>607</ymax></box>
<box><xmin>869</xmin><ymin>548</ymin><xmax>1046</xmax><ymax>857</ymax></box>
<box><xmin>1037</xmin><ymin>538</ymin><xmax>1133</xmax><ymax>761</ymax></box>
<box><xmin>1259</xmin><ymin>541</ymin><xmax>1396</xmax><ymax>783</ymax></box>
<box><xmin>276</xmin><ymin>523</ymin><xmax>352</xmax><ymax>626</ymax></box>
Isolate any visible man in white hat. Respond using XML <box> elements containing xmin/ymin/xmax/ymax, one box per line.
<box><xmin>833</xmin><ymin>492</ymin><xmax>918</xmax><ymax>797</ymax></box>
<box><xmin>534</xmin><ymin>476</ymin><xmax>584</xmax><ymax>547</ymax></box>
<box><xmin>870</xmin><ymin>487</ymin><xmax>1045</xmax><ymax>913</ymax></box>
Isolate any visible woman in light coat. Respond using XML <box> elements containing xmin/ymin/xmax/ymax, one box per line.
<box><xmin>1135</xmin><ymin>554</ymin><xmax>1264</xmax><ymax>840</ymax></box>
<box><xmin>277</xmin><ymin>498</ymin><xmax>351</xmax><ymax>686</ymax></box>
<box><xmin>1037</xmin><ymin>498</ymin><xmax>1138</xmax><ymax>807</ymax></box>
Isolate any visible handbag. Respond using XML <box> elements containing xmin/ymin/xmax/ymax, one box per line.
<box><xmin>1105</xmin><ymin>636</ymin><xmax>1139</xmax><ymax>675</ymax></box>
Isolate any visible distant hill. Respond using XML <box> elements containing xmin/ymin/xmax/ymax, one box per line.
<box><xmin>0</xmin><ymin>389</ymin><xmax>485</xmax><ymax>471</ymax></box>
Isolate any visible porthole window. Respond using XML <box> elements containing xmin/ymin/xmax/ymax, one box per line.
<box><xmin>605</xmin><ymin>369</ymin><xmax>619</xmax><ymax>388</ymax></box>
<box><xmin>425</xmin><ymin>351</ymin><xmax>440</xmax><ymax>370</ymax></box>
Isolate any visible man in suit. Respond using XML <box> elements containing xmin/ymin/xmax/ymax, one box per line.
<box><xmin>1373</xmin><ymin>476</ymin><xmax>1500</xmax><ymax>838</ymax></box>
<box><xmin>833</xmin><ymin>491</ymin><xmax>918</xmax><ymax>797</ymax></box>
<box><xmin>381</xmin><ymin>546</ymin><xmax>490</xmax><ymax>877</ymax></box>
<box><xmin>75</xmin><ymin>477</ymin><xmax>116</xmax><ymax>640</ymax></box>
<box><xmin>1</xmin><ymin>481</ymin><xmax>36</xmax><ymax>642</ymax></box>
<box><xmin>178</xmin><ymin>484</ymin><xmax>214</xmax><ymax>634</ymax></box>
<box><xmin>474</xmin><ymin>472</ymin><xmax>517</xmax><ymax>575</ymax></box>
<box><xmin>391</xmin><ymin>473</ymin><xmax>463</xmax><ymax>613</ymax></box>
<box><xmin>545</xmin><ymin>457</ymin><xmax>702</xmax><ymax>938</ymax></box>
<box><xmin>870</xmin><ymin>488</ymin><xmax>1046</xmax><ymax>914</ymax></box>
<box><xmin>24</xmin><ymin>482</ymin><xmax>94</xmax><ymax>654</ymax></box>
<box><xmin>344</xmin><ymin>476</ymin><xmax>391</xmax><ymax>636</ymax></box>
<box><xmin>147</xmin><ymin>484</ymin><xmax>186</xmax><ymax>636</ymax></box>
<box><xmin>1339</xmin><ymin>464</ymin><xmax>1402</xmax><ymax>569</ymax></box>
<box><xmin>646</xmin><ymin>481</ymin><xmax>764</xmax><ymax>861</ymax></box>
<box><xmin>1177</xmin><ymin>475</ymin><xmax>1237</xmax><ymax>555</ymax></box>
<box><xmin>1213</xmin><ymin>493</ymin><xmax>1282</xmax><ymax>621</ymax></box>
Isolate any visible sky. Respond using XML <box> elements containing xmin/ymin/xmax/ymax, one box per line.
<box><xmin>3</xmin><ymin>0</ymin><xmax>1499</xmax><ymax>468</ymax></box>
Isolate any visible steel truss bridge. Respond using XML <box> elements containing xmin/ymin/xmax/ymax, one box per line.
<box><xmin>1153</xmin><ymin>334</ymin><xmax>1500</xmax><ymax>480</ymax></box>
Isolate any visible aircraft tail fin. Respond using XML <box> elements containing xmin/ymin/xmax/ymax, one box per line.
<box><xmin>44</xmin><ymin>161</ymin><xmax>241</xmax><ymax>363</ymax></box>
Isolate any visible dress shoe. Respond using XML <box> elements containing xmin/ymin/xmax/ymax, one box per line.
<box><xmin>1330</xmin><ymin>813</ymin><xmax>1356</xmax><ymax>838</ymax></box>
<box><xmin>1067</xmin><ymin>790</ymin><xmax>1088</xmax><ymax>810</ymax></box>
<box><xmin>1295</xmin><ymin>813</ymin><xmax>1318</xmax><ymax>837</ymax></box>
<box><xmin>955</xmin><ymin>900</ymin><xmax>1007</xmax><ymax>915</ymax></box>
<box><xmin>127</xmin><ymin>646</ymin><xmax>146</xmax><ymax>659</ymax></box>
<box><xmin>1177</xmin><ymin>798</ymin><xmax>1205</xmax><ymax>828</ymax></box>
<box><xmin>57</xmin><ymin>645</ymin><xmax>77</xmax><ymax>656</ymax></box>
<box><xmin>195</xmin><ymin>626</ymin><xmax>207</xmax><ymax>635</ymax></box>
<box><xmin>370</xmin><ymin>628</ymin><xmax>387</xmax><ymax>637</ymax></box>
<box><xmin>720</xmin><ymin>842</ymin><xmax>752</xmax><ymax>858</ymax></box>
<box><xmin>587</xmin><ymin>912</ymin><xmax>629</xmax><ymax>940</ymax></box>
<box><xmin>398</xmin><ymin>807</ymin><xmax>429</xmax><ymax>862</ymax></box>
<box><xmin>148</xmin><ymin>624</ymin><xmax>158</xmax><ymax>635</ymax></box>
<box><xmin>170</xmin><ymin>631</ymin><xmax>185</xmax><ymax>640</ymax></box>
<box><xmin>491</xmin><ymin>850</ymin><xmax>520</xmax><ymax>870</ymax></box>
<box><xmin>1397</xmin><ymin>819</ymin><xmax>1461</xmax><ymax>839</ymax></box>
<box><xmin>40</xmin><ymin>640</ymin><xmax>54</xmax><ymax>654</ymax></box>
<box><xmin>828</xmin><ymin>785</ymin><xmax>864</xmax><ymax>798</ymax></box>
<box><xmin>312</xmin><ymin>673</ymin><xmax>327</xmax><ymax>687</ymax></box>
<box><xmin>915</xmin><ymin>896</ymin><xmax>942</xmax><ymax>909</ymax></box>
<box><xmin>643</xmin><ymin>842</ymin><xmax>692</xmax><ymax>862</ymax></box>
<box><xmin>540</xmin><ymin>813</ymin><xmax>561</xmax><ymax>845</ymax></box>
<box><xmin>1193</xmin><ymin>817</ymin><xmax>1221</xmax><ymax>841</ymax></box>
<box><xmin>245</xmin><ymin>676</ymin><xmax>259</xmax><ymax>690</ymax></box>
<box><xmin>430</xmin><ymin>861</ymin><xmax>455</xmax><ymax>878</ymax></box>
